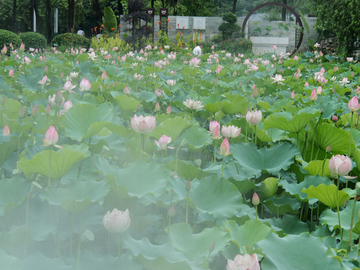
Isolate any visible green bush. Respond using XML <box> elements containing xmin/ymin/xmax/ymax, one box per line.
<box><xmin>19</xmin><ymin>32</ymin><xmax>47</xmax><ymax>51</ymax></box>
<box><xmin>218</xmin><ymin>12</ymin><xmax>241</xmax><ymax>40</ymax></box>
<box><xmin>222</xmin><ymin>12</ymin><xmax>237</xmax><ymax>24</ymax></box>
<box><xmin>0</xmin><ymin>29</ymin><xmax>22</xmax><ymax>49</ymax></box>
<box><xmin>214</xmin><ymin>38</ymin><xmax>252</xmax><ymax>54</ymax></box>
<box><xmin>52</xmin><ymin>33</ymin><xmax>91</xmax><ymax>51</ymax></box>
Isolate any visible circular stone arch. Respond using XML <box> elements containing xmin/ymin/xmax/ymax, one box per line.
<box><xmin>242</xmin><ymin>2</ymin><xmax>304</xmax><ymax>55</ymax></box>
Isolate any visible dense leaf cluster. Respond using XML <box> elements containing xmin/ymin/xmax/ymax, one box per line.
<box><xmin>0</xmin><ymin>29</ymin><xmax>22</xmax><ymax>49</ymax></box>
<box><xmin>19</xmin><ymin>32</ymin><xmax>47</xmax><ymax>51</ymax></box>
<box><xmin>52</xmin><ymin>33</ymin><xmax>91</xmax><ymax>51</ymax></box>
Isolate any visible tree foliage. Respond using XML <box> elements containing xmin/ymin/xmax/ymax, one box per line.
<box><xmin>315</xmin><ymin>0</ymin><xmax>360</xmax><ymax>56</ymax></box>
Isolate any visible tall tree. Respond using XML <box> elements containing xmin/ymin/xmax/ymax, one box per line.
<box><xmin>12</xmin><ymin>0</ymin><xmax>17</xmax><ymax>33</ymax></box>
<box><xmin>45</xmin><ymin>0</ymin><xmax>51</xmax><ymax>42</ymax></box>
<box><xmin>68</xmin><ymin>0</ymin><xmax>75</xmax><ymax>32</ymax></box>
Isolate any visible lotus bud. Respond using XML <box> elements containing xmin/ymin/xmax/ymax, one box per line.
<box><xmin>209</xmin><ymin>242</ymin><xmax>215</xmax><ymax>252</ymax></box>
<box><xmin>18</xmin><ymin>107</ymin><xmax>25</xmax><ymax>119</ymax></box>
<box><xmin>155</xmin><ymin>102</ymin><xmax>160</xmax><ymax>112</ymax></box>
<box><xmin>46</xmin><ymin>104</ymin><xmax>51</xmax><ymax>116</ymax></box>
<box><xmin>185</xmin><ymin>179</ymin><xmax>191</xmax><ymax>191</ymax></box>
<box><xmin>55</xmin><ymin>90</ymin><xmax>64</xmax><ymax>105</ymax></box>
<box><xmin>168</xmin><ymin>206</ymin><xmax>175</xmax><ymax>218</ymax></box>
<box><xmin>31</xmin><ymin>104</ymin><xmax>38</xmax><ymax>118</ymax></box>
<box><xmin>332</xmin><ymin>115</ymin><xmax>338</xmax><ymax>122</ymax></box>
<box><xmin>166</xmin><ymin>106</ymin><xmax>171</xmax><ymax>114</ymax></box>
<box><xmin>252</xmin><ymin>192</ymin><xmax>260</xmax><ymax>206</ymax></box>
<box><xmin>1</xmin><ymin>96</ymin><xmax>5</xmax><ymax>105</ymax></box>
<box><xmin>3</xmin><ymin>124</ymin><xmax>10</xmax><ymax>135</ymax></box>
<box><xmin>326</xmin><ymin>145</ymin><xmax>331</xmax><ymax>153</ymax></box>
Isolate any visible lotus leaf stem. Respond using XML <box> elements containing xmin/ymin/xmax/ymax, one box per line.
<box><xmin>336</xmin><ymin>176</ymin><xmax>343</xmax><ymax>241</ymax></box>
<box><xmin>348</xmin><ymin>195</ymin><xmax>357</xmax><ymax>246</ymax></box>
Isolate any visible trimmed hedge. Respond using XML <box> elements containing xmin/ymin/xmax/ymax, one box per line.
<box><xmin>19</xmin><ymin>32</ymin><xmax>47</xmax><ymax>51</ymax></box>
<box><xmin>52</xmin><ymin>33</ymin><xmax>91</xmax><ymax>51</ymax></box>
<box><xmin>0</xmin><ymin>29</ymin><xmax>22</xmax><ymax>49</ymax></box>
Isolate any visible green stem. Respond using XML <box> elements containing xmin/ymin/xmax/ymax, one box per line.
<box><xmin>245</xmin><ymin>125</ymin><xmax>248</xmax><ymax>143</ymax></box>
<box><xmin>350</xmin><ymin>112</ymin><xmax>354</xmax><ymax>157</ymax></box>
<box><xmin>185</xmin><ymin>190</ymin><xmax>189</xmax><ymax>224</ymax></box>
<box><xmin>24</xmin><ymin>194</ymin><xmax>30</xmax><ymax>258</ymax></box>
<box><xmin>221</xmin><ymin>155</ymin><xmax>225</xmax><ymax>179</ymax></box>
<box><xmin>255</xmin><ymin>205</ymin><xmax>258</xmax><ymax>220</ymax></box>
<box><xmin>117</xmin><ymin>234</ymin><xmax>122</xmax><ymax>270</ymax></box>
<box><xmin>167</xmin><ymin>217</ymin><xmax>171</xmax><ymax>241</ymax></box>
<box><xmin>336</xmin><ymin>176</ymin><xmax>343</xmax><ymax>241</ymax></box>
<box><xmin>254</xmin><ymin>125</ymin><xmax>257</xmax><ymax>145</ymax></box>
<box><xmin>70</xmin><ymin>213</ymin><xmax>74</xmax><ymax>257</ymax></box>
<box><xmin>310</xmin><ymin>204</ymin><xmax>314</xmax><ymax>232</ymax></box>
<box><xmin>48</xmin><ymin>146</ymin><xmax>53</xmax><ymax>187</ymax></box>
<box><xmin>77</xmin><ymin>214</ymin><xmax>82</xmax><ymax>270</ymax></box>
<box><xmin>213</xmin><ymin>140</ymin><xmax>217</xmax><ymax>163</ymax></box>
<box><xmin>348</xmin><ymin>196</ymin><xmax>357</xmax><ymax>246</ymax></box>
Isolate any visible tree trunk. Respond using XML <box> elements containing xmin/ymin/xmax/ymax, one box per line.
<box><xmin>282</xmin><ymin>0</ymin><xmax>287</xmax><ymax>21</ymax></box>
<box><xmin>232</xmin><ymin>0</ymin><xmax>237</xmax><ymax>14</ymax></box>
<box><xmin>34</xmin><ymin>0</ymin><xmax>39</xmax><ymax>32</ymax></box>
<box><xmin>151</xmin><ymin>0</ymin><xmax>154</xmax><ymax>8</ymax></box>
<box><xmin>173</xmin><ymin>0</ymin><xmax>177</xmax><ymax>15</ymax></box>
<box><xmin>45</xmin><ymin>0</ymin><xmax>51</xmax><ymax>43</ymax></box>
<box><xmin>117</xmin><ymin>0</ymin><xmax>123</xmax><ymax>15</ymax></box>
<box><xmin>13</xmin><ymin>0</ymin><xmax>17</xmax><ymax>33</ymax></box>
<box><xmin>92</xmin><ymin>0</ymin><xmax>102</xmax><ymax>22</ymax></box>
<box><xmin>68</xmin><ymin>0</ymin><xmax>75</xmax><ymax>33</ymax></box>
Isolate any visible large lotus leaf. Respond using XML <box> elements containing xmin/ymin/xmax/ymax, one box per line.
<box><xmin>223</xmin><ymin>219</ymin><xmax>272</xmax><ymax>248</ymax></box>
<box><xmin>189</xmin><ymin>175</ymin><xmax>242</xmax><ymax>219</ymax></box>
<box><xmin>115</xmin><ymin>95</ymin><xmax>141</xmax><ymax>111</ymax></box>
<box><xmin>40</xmin><ymin>179</ymin><xmax>110</xmax><ymax>213</ymax></box>
<box><xmin>0</xmin><ymin>176</ymin><xmax>31</xmax><ymax>216</ymax></box>
<box><xmin>279</xmin><ymin>175</ymin><xmax>332</xmax><ymax>203</ymax></box>
<box><xmin>263</xmin><ymin>195</ymin><xmax>301</xmax><ymax>215</ymax></box>
<box><xmin>320</xmin><ymin>201</ymin><xmax>360</xmax><ymax>231</ymax></box>
<box><xmin>150</xmin><ymin>116</ymin><xmax>190</xmax><ymax>141</ymax></box>
<box><xmin>165</xmin><ymin>160</ymin><xmax>208</xmax><ymax>180</ymax></box>
<box><xmin>61</xmin><ymin>103</ymin><xmax>113</xmax><ymax>142</ymax></box>
<box><xmin>114</xmin><ymin>161</ymin><xmax>171</xmax><ymax>198</ymax></box>
<box><xmin>255</xmin><ymin>177</ymin><xmax>278</xmax><ymax>201</ymax></box>
<box><xmin>17</xmin><ymin>144</ymin><xmax>90</xmax><ymax>178</ymax></box>
<box><xmin>352</xmin><ymin>149</ymin><xmax>360</xmax><ymax>171</ymax></box>
<box><xmin>2</xmin><ymin>98</ymin><xmax>21</xmax><ymax>119</ymax></box>
<box><xmin>176</xmin><ymin>126</ymin><xmax>213</xmax><ymax>149</ymax></box>
<box><xmin>304</xmin><ymin>160</ymin><xmax>331</xmax><ymax>177</ymax></box>
<box><xmin>0</xmin><ymin>250</ymin><xmax>19</xmax><ymax>269</ymax></box>
<box><xmin>0</xmin><ymin>133</ymin><xmax>19</xmax><ymax>166</ymax></box>
<box><xmin>302</xmin><ymin>184</ymin><xmax>350</xmax><ymax>208</ymax></box>
<box><xmin>202</xmin><ymin>94</ymin><xmax>221</xmax><ymax>113</ymax></box>
<box><xmin>231</xmin><ymin>142</ymin><xmax>300</xmax><ymax>176</ymax></box>
<box><xmin>316</xmin><ymin>122</ymin><xmax>355</xmax><ymax>155</ymax></box>
<box><xmin>18</xmin><ymin>73</ymin><xmax>42</xmax><ymax>91</ymax></box>
<box><xmin>264</xmin><ymin>214</ymin><xmax>309</xmax><ymax>236</ymax></box>
<box><xmin>20</xmin><ymin>251</ymin><xmax>72</xmax><ymax>270</ymax></box>
<box><xmin>221</xmin><ymin>160</ymin><xmax>257</xmax><ymax>184</ymax></box>
<box><xmin>222</xmin><ymin>94</ymin><xmax>250</xmax><ymax>115</ymax></box>
<box><xmin>168</xmin><ymin>223</ymin><xmax>231</xmax><ymax>262</ymax></box>
<box><xmin>123</xmin><ymin>235</ymin><xmax>201</xmax><ymax>270</ymax></box>
<box><xmin>264</xmin><ymin>111</ymin><xmax>319</xmax><ymax>133</ymax></box>
<box><xmin>79</xmin><ymin>61</ymin><xmax>91</xmax><ymax>75</ymax></box>
<box><xmin>258</xmin><ymin>233</ymin><xmax>341</xmax><ymax>270</ymax></box>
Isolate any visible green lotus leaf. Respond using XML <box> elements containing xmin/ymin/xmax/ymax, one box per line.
<box><xmin>17</xmin><ymin>144</ymin><xmax>90</xmax><ymax>178</ymax></box>
<box><xmin>0</xmin><ymin>250</ymin><xmax>19</xmax><ymax>269</ymax></box>
<box><xmin>302</xmin><ymin>184</ymin><xmax>350</xmax><ymax>208</ymax></box>
<box><xmin>189</xmin><ymin>175</ymin><xmax>242</xmax><ymax>219</ymax></box>
<box><xmin>321</xmin><ymin>201</ymin><xmax>360</xmax><ymax>231</ymax></box>
<box><xmin>231</xmin><ymin>142</ymin><xmax>300</xmax><ymax>177</ymax></box>
<box><xmin>279</xmin><ymin>175</ymin><xmax>332</xmax><ymax>203</ymax></box>
<box><xmin>0</xmin><ymin>176</ymin><xmax>31</xmax><ymax>216</ymax></box>
<box><xmin>115</xmin><ymin>95</ymin><xmax>141</xmax><ymax>111</ymax></box>
<box><xmin>255</xmin><ymin>177</ymin><xmax>278</xmax><ymax>201</ymax></box>
<box><xmin>315</xmin><ymin>122</ymin><xmax>355</xmax><ymax>155</ymax></box>
<box><xmin>123</xmin><ymin>235</ymin><xmax>199</xmax><ymax>270</ymax></box>
<box><xmin>61</xmin><ymin>103</ymin><xmax>114</xmax><ymax>142</ymax></box>
<box><xmin>40</xmin><ymin>179</ymin><xmax>109</xmax><ymax>213</ymax></box>
<box><xmin>176</xmin><ymin>126</ymin><xmax>213</xmax><ymax>149</ymax></box>
<box><xmin>168</xmin><ymin>223</ymin><xmax>231</xmax><ymax>262</ymax></box>
<box><xmin>264</xmin><ymin>111</ymin><xmax>319</xmax><ymax>133</ymax></box>
<box><xmin>18</xmin><ymin>73</ymin><xmax>42</xmax><ymax>91</ymax></box>
<box><xmin>150</xmin><ymin>116</ymin><xmax>190</xmax><ymax>141</ymax></box>
<box><xmin>304</xmin><ymin>160</ymin><xmax>331</xmax><ymax>177</ymax></box>
<box><xmin>263</xmin><ymin>195</ymin><xmax>301</xmax><ymax>215</ymax></box>
<box><xmin>222</xmin><ymin>94</ymin><xmax>250</xmax><ymax>115</ymax></box>
<box><xmin>223</xmin><ymin>219</ymin><xmax>272</xmax><ymax>248</ymax></box>
<box><xmin>79</xmin><ymin>61</ymin><xmax>91</xmax><ymax>75</ymax></box>
<box><xmin>0</xmin><ymin>133</ymin><xmax>19</xmax><ymax>166</ymax></box>
<box><xmin>2</xmin><ymin>98</ymin><xmax>22</xmax><ymax>119</ymax></box>
<box><xmin>259</xmin><ymin>233</ymin><xmax>341</xmax><ymax>270</ymax></box>
<box><xmin>264</xmin><ymin>214</ymin><xmax>309</xmax><ymax>236</ymax></box>
<box><xmin>165</xmin><ymin>160</ymin><xmax>208</xmax><ymax>180</ymax></box>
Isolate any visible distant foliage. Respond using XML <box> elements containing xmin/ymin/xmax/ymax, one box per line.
<box><xmin>0</xmin><ymin>29</ymin><xmax>22</xmax><ymax>48</ymax></box>
<box><xmin>52</xmin><ymin>33</ymin><xmax>91</xmax><ymax>51</ymax></box>
<box><xmin>218</xmin><ymin>12</ymin><xmax>241</xmax><ymax>40</ymax></box>
<box><xmin>19</xmin><ymin>32</ymin><xmax>47</xmax><ymax>51</ymax></box>
<box><xmin>315</xmin><ymin>0</ymin><xmax>360</xmax><ymax>56</ymax></box>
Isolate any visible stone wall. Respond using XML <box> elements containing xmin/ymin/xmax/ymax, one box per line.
<box><xmin>120</xmin><ymin>15</ymin><xmax>317</xmax><ymax>52</ymax></box>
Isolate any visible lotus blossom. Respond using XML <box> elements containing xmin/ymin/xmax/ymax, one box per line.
<box><xmin>19</xmin><ymin>43</ymin><xmax>25</xmax><ymax>51</ymax></box>
<box><xmin>209</xmin><ymin>121</ymin><xmax>220</xmax><ymax>133</ymax></box>
<box><xmin>3</xmin><ymin>124</ymin><xmax>10</xmax><ymax>135</ymax></box>
<box><xmin>79</xmin><ymin>78</ymin><xmax>91</xmax><ymax>91</ymax></box>
<box><xmin>42</xmin><ymin>125</ymin><xmax>62</xmax><ymax>148</ymax></box>
<box><xmin>189</xmin><ymin>57</ymin><xmax>200</xmax><ymax>67</ymax></box>
<box><xmin>154</xmin><ymin>102</ymin><xmax>160</xmax><ymax>112</ymax></box>
<box><xmin>271</xmin><ymin>74</ymin><xmax>285</xmax><ymax>84</ymax></box>
<box><xmin>167</xmin><ymin>79</ymin><xmax>176</xmax><ymax>86</ymax></box>
<box><xmin>1</xmin><ymin>45</ymin><xmax>7</xmax><ymax>54</ymax></box>
<box><xmin>348</xmin><ymin>96</ymin><xmax>360</xmax><ymax>112</ymax></box>
<box><xmin>340</xmin><ymin>77</ymin><xmax>350</xmax><ymax>86</ymax></box>
<box><xmin>124</xmin><ymin>86</ymin><xmax>130</xmax><ymax>94</ymax></box>
<box><xmin>49</xmin><ymin>90</ymin><xmax>65</xmax><ymax>107</ymax></box>
<box><xmin>103</xmin><ymin>208</ymin><xmax>131</xmax><ymax>233</ymax></box>
<box><xmin>155</xmin><ymin>135</ymin><xmax>174</xmax><ymax>150</ymax></box>
<box><xmin>183</xmin><ymin>99</ymin><xmax>204</xmax><ymax>110</ymax></box>
<box><xmin>347</xmin><ymin>57</ymin><xmax>353</xmax><ymax>62</ymax></box>
<box><xmin>226</xmin><ymin>254</ymin><xmax>260</xmax><ymax>270</ymax></box>
<box><xmin>246</xmin><ymin>110</ymin><xmax>262</xmax><ymax>125</ymax></box>
<box><xmin>155</xmin><ymin>89</ymin><xmax>164</xmax><ymax>97</ymax></box>
<box><xmin>166</xmin><ymin>106</ymin><xmax>171</xmax><ymax>114</ymax></box>
<box><xmin>219</xmin><ymin>137</ymin><xmax>231</xmax><ymax>156</ymax></box>
<box><xmin>38</xmin><ymin>75</ymin><xmax>50</xmax><ymax>86</ymax></box>
<box><xmin>62</xmin><ymin>81</ymin><xmax>76</xmax><ymax>93</ymax></box>
<box><xmin>131</xmin><ymin>115</ymin><xmax>156</xmax><ymax>134</ymax></box>
<box><xmin>329</xmin><ymin>155</ymin><xmax>352</xmax><ymax>177</ymax></box>
<box><xmin>62</xmin><ymin>101</ymin><xmax>73</xmax><ymax>113</ymax></box>
<box><xmin>212</xmin><ymin>126</ymin><xmax>222</xmax><ymax>139</ymax></box>
<box><xmin>8</xmin><ymin>69</ymin><xmax>14</xmax><ymax>77</ymax></box>
<box><xmin>252</xmin><ymin>193</ymin><xmax>260</xmax><ymax>206</ymax></box>
<box><xmin>133</xmin><ymin>73</ymin><xmax>144</xmax><ymax>81</ymax></box>
<box><xmin>291</xmin><ymin>90</ymin><xmax>295</xmax><ymax>99</ymax></box>
<box><xmin>221</xmin><ymin>125</ymin><xmax>241</xmax><ymax>138</ymax></box>
<box><xmin>101</xmin><ymin>70</ymin><xmax>108</xmax><ymax>80</ymax></box>
<box><xmin>309</xmin><ymin>88</ymin><xmax>318</xmax><ymax>101</ymax></box>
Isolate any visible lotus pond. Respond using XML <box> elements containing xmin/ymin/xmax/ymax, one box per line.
<box><xmin>1</xmin><ymin>45</ymin><xmax>360</xmax><ymax>270</ymax></box>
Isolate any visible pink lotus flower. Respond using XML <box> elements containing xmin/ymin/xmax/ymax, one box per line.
<box><xmin>49</xmin><ymin>90</ymin><xmax>65</xmax><ymax>107</ymax></box>
<box><xmin>221</xmin><ymin>125</ymin><xmax>241</xmax><ymax>138</ymax></box>
<box><xmin>347</xmin><ymin>57</ymin><xmax>353</xmax><ymax>62</ymax></box>
<box><xmin>304</xmin><ymin>82</ymin><xmax>309</xmax><ymax>87</ymax></box>
<box><xmin>124</xmin><ymin>86</ymin><xmax>130</xmax><ymax>94</ymax></box>
<box><xmin>8</xmin><ymin>69</ymin><xmax>14</xmax><ymax>77</ymax></box>
<box><xmin>309</xmin><ymin>88</ymin><xmax>318</xmax><ymax>101</ymax></box>
<box><xmin>133</xmin><ymin>73</ymin><xmax>144</xmax><ymax>81</ymax></box>
<box><xmin>19</xmin><ymin>43</ymin><xmax>25</xmax><ymax>51</ymax></box>
<box><xmin>271</xmin><ymin>74</ymin><xmax>284</xmax><ymax>84</ymax></box>
<box><xmin>317</xmin><ymin>86</ymin><xmax>322</xmax><ymax>95</ymax></box>
<box><xmin>329</xmin><ymin>155</ymin><xmax>352</xmax><ymax>177</ymax></box>
<box><xmin>348</xmin><ymin>96</ymin><xmax>360</xmax><ymax>111</ymax></box>
<box><xmin>291</xmin><ymin>90</ymin><xmax>295</xmax><ymax>99</ymax></box>
<box><xmin>46</xmin><ymin>104</ymin><xmax>51</xmax><ymax>116</ymax></box>
<box><xmin>252</xmin><ymin>193</ymin><xmax>260</xmax><ymax>206</ymax></box>
<box><xmin>63</xmin><ymin>101</ymin><xmax>73</xmax><ymax>113</ymax></box>
<box><xmin>103</xmin><ymin>208</ymin><xmax>131</xmax><ymax>233</ymax></box>
<box><xmin>226</xmin><ymin>254</ymin><xmax>260</xmax><ymax>270</ymax></box>
<box><xmin>38</xmin><ymin>75</ymin><xmax>50</xmax><ymax>85</ymax></box>
<box><xmin>189</xmin><ymin>57</ymin><xmax>200</xmax><ymax>67</ymax></box>
<box><xmin>212</xmin><ymin>126</ymin><xmax>222</xmax><ymax>139</ymax></box>
<box><xmin>166</xmin><ymin>106</ymin><xmax>171</xmax><ymax>114</ymax></box>
<box><xmin>246</xmin><ymin>110</ymin><xmax>262</xmax><ymax>125</ymax></box>
<box><xmin>79</xmin><ymin>78</ymin><xmax>91</xmax><ymax>91</ymax></box>
<box><xmin>131</xmin><ymin>115</ymin><xmax>156</xmax><ymax>134</ymax></box>
<box><xmin>101</xmin><ymin>70</ymin><xmax>108</xmax><ymax>80</ymax></box>
<box><xmin>3</xmin><ymin>124</ymin><xmax>10</xmax><ymax>135</ymax></box>
<box><xmin>42</xmin><ymin>125</ymin><xmax>62</xmax><ymax>148</ymax></box>
<box><xmin>209</xmin><ymin>121</ymin><xmax>220</xmax><ymax>133</ymax></box>
<box><xmin>167</xmin><ymin>79</ymin><xmax>176</xmax><ymax>86</ymax></box>
<box><xmin>219</xmin><ymin>137</ymin><xmax>231</xmax><ymax>156</ymax></box>
<box><xmin>155</xmin><ymin>89</ymin><xmax>164</xmax><ymax>97</ymax></box>
<box><xmin>62</xmin><ymin>81</ymin><xmax>76</xmax><ymax>93</ymax></box>
<box><xmin>155</xmin><ymin>135</ymin><xmax>174</xmax><ymax>150</ymax></box>
<box><xmin>1</xmin><ymin>45</ymin><xmax>7</xmax><ymax>54</ymax></box>
<box><xmin>31</xmin><ymin>104</ymin><xmax>38</xmax><ymax>118</ymax></box>
<box><xmin>183</xmin><ymin>99</ymin><xmax>204</xmax><ymax>110</ymax></box>
<box><xmin>155</xmin><ymin>102</ymin><xmax>160</xmax><ymax>112</ymax></box>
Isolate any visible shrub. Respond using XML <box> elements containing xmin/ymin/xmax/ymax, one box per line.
<box><xmin>52</xmin><ymin>33</ymin><xmax>91</xmax><ymax>51</ymax></box>
<box><xmin>19</xmin><ymin>32</ymin><xmax>47</xmax><ymax>51</ymax></box>
<box><xmin>0</xmin><ymin>29</ymin><xmax>22</xmax><ymax>49</ymax></box>
<box><xmin>218</xmin><ymin>12</ymin><xmax>241</xmax><ymax>41</ymax></box>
